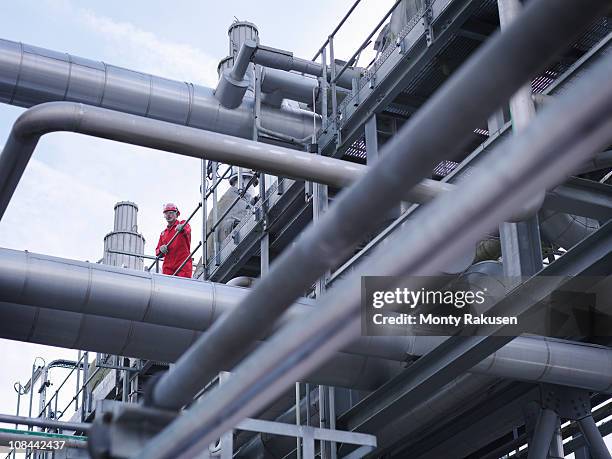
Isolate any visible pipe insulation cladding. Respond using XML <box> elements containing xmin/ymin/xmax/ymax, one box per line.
<box><xmin>1</xmin><ymin>249</ymin><xmax>612</xmax><ymax>394</ymax></box>
<box><xmin>0</xmin><ymin>39</ymin><xmax>317</xmax><ymax>141</ymax></box>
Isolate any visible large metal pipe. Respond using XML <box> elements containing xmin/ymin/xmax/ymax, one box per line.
<box><xmin>260</xmin><ymin>68</ymin><xmax>319</xmax><ymax>106</ymax></box>
<box><xmin>137</xmin><ymin>18</ymin><xmax>612</xmax><ymax>457</ymax></box>
<box><xmin>4</xmin><ymin>248</ymin><xmax>612</xmax><ymax>393</ymax></box>
<box><xmin>0</xmin><ymin>413</ymin><xmax>90</xmax><ymax>432</ymax></box>
<box><xmin>0</xmin><ymin>301</ymin><xmax>402</xmax><ymax>391</ymax></box>
<box><xmin>0</xmin><ymin>38</ymin><xmax>314</xmax><ymax>140</ymax></box>
<box><xmin>0</xmin><ymin>102</ymin><xmax>449</xmax><ymax>221</ymax></box>
<box><xmin>252</xmin><ymin>44</ymin><xmax>358</xmax><ymax>90</ymax></box>
<box><xmin>146</xmin><ymin>0</ymin><xmax>610</xmax><ymax>415</ymax></box>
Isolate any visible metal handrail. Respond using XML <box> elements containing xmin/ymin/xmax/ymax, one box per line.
<box><xmin>106</xmin><ymin>249</ymin><xmax>158</xmax><ymax>260</ymax></box>
<box><xmin>57</xmin><ymin>365</ymin><xmax>102</xmax><ymax>424</ymax></box>
<box><xmin>332</xmin><ymin>0</ymin><xmax>402</xmax><ymax>84</ymax></box>
<box><xmin>172</xmin><ymin>241</ymin><xmax>203</xmax><ymax>276</ymax></box>
<box><xmin>311</xmin><ymin>0</ymin><xmax>362</xmax><ymax>61</ymax></box>
<box><xmin>205</xmin><ymin>172</ymin><xmax>260</xmax><ymax>240</ymax></box>
<box><xmin>206</xmin><ymin>165</ymin><xmax>233</xmax><ymax>199</ymax></box>
<box><xmin>35</xmin><ymin>354</ymin><xmax>86</xmax><ymax>421</ymax></box>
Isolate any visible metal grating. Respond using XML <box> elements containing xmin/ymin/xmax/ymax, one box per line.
<box><xmin>344</xmin><ymin>137</ymin><xmax>367</xmax><ymax>161</ymax></box>
<box><xmin>433</xmin><ymin>160</ymin><xmax>459</xmax><ymax>178</ymax></box>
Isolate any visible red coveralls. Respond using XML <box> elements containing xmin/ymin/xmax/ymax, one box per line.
<box><xmin>155</xmin><ymin>220</ymin><xmax>192</xmax><ymax>278</ymax></box>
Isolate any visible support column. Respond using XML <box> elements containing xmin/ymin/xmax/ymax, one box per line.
<box><xmin>575</xmin><ymin>444</ymin><xmax>593</xmax><ymax>459</ymax></box>
<box><xmin>201</xmin><ymin>159</ymin><xmax>208</xmax><ymax>279</ymax></box>
<box><xmin>252</xmin><ymin>64</ymin><xmax>269</xmax><ymax>276</ymax></box>
<box><xmin>578</xmin><ymin>416</ymin><xmax>612</xmax><ymax>459</ymax></box>
<box><xmin>527</xmin><ymin>408</ymin><xmax>559</xmax><ymax>459</ymax></box>
<box><xmin>365</xmin><ymin>114</ymin><xmax>378</xmax><ymax>164</ymax></box>
<box><xmin>497</xmin><ymin>0</ymin><xmax>543</xmax><ymax>279</ymax></box>
<box><xmin>548</xmin><ymin>418</ymin><xmax>564</xmax><ymax>459</ymax></box>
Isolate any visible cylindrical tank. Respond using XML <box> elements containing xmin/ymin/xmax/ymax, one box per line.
<box><xmin>102</xmin><ymin>201</ymin><xmax>146</xmax><ymax>269</ymax></box>
<box><xmin>206</xmin><ymin>181</ymin><xmax>253</xmax><ymax>261</ymax></box>
<box><xmin>217</xmin><ymin>56</ymin><xmax>234</xmax><ymax>78</ymax></box>
<box><xmin>228</xmin><ymin>21</ymin><xmax>259</xmax><ymax>58</ymax></box>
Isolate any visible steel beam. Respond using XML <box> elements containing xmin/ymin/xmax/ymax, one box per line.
<box><xmin>342</xmin><ymin>218</ymin><xmax>612</xmax><ymax>435</ymax></box>
<box><xmin>578</xmin><ymin>415</ymin><xmax>612</xmax><ymax>459</ymax></box>
<box><xmin>544</xmin><ymin>178</ymin><xmax>612</xmax><ymax>220</ymax></box>
<box><xmin>527</xmin><ymin>408</ymin><xmax>559</xmax><ymax>459</ymax></box>
<box><xmin>146</xmin><ymin>0</ymin><xmax>611</xmax><ymax>414</ymax></box>
<box><xmin>135</xmin><ymin>28</ymin><xmax>612</xmax><ymax>459</ymax></box>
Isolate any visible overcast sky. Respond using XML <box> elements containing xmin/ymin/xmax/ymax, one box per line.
<box><xmin>0</xmin><ymin>0</ymin><xmax>394</xmax><ymax>431</ymax></box>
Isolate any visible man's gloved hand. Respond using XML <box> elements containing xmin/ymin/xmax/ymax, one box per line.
<box><xmin>159</xmin><ymin>245</ymin><xmax>168</xmax><ymax>254</ymax></box>
<box><xmin>176</xmin><ymin>223</ymin><xmax>185</xmax><ymax>233</ymax></box>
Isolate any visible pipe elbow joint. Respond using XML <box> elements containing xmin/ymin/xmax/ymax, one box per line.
<box><xmin>214</xmin><ymin>71</ymin><xmax>250</xmax><ymax>109</ymax></box>
<box><xmin>13</xmin><ymin>102</ymin><xmax>85</xmax><ymax>140</ymax></box>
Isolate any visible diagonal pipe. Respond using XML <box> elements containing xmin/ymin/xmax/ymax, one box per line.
<box><xmin>145</xmin><ymin>0</ymin><xmax>610</xmax><ymax>414</ymax></box>
<box><xmin>0</xmin><ymin>102</ymin><xmax>449</xmax><ymax>221</ymax></box>
<box><xmin>136</xmin><ymin>25</ymin><xmax>612</xmax><ymax>459</ymax></box>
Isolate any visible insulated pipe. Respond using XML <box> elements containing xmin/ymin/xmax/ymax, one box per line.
<box><xmin>251</xmin><ymin>44</ymin><xmax>357</xmax><ymax>90</ymax></box>
<box><xmin>0</xmin><ymin>302</ymin><xmax>402</xmax><ymax>392</ymax></box>
<box><xmin>146</xmin><ymin>0</ymin><xmax>611</xmax><ymax>414</ymax></box>
<box><xmin>226</xmin><ymin>276</ymin><xmax>255</xmax><ymax>288</ymax></box>
<box><xmin>260</xmin><ymin>68</ymin><xmax>319</xmax><ymax>105</ymax></box>
<box><xmin>3</xmin><ymin>248</ymin><xmax>612</xmax><ymax>393</ymax></box>
<box><xmin>540</xmin><ymin>210</ymin><xmax>600</xmax><ymax>250</ymax></box>
<box><xmin>0</xmin><ymin>413</ymin><xmax>90</xmax><ymax>432</ymax></box>
<box><xmin>215</xmin><ymin>39</ymin><xmax>257</xmax><ymax>109</ymax></box>
<box><xmin>0</xmin><ymin>39</ymin><xmax>314</xmax><ymax>141</ymax></box>
<box><xmin>579</xmin><ymin>150</ymin><xmax>612</xmax><ymax>174</ymax></box>
<box><xmin>137</xmin><ymin>22</ymin><xmax>612</xmax><ymax>458</ymax></box>
<box><xmin>0</xmin><ymin>101</ymin><xmax>449</xmax><ymax>221</ymax></box>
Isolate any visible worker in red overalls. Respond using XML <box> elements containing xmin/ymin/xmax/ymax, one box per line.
<box><xmin>155</xmin><ymin>203</ymin><xmax>192</xmax><ymax>278</ymax></box>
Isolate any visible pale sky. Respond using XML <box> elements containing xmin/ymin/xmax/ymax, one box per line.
<box><xmin>0</xmin><ymin>1</ymin><xmax>608</xmax><ymax>456</ymax></box>
<box><xmin>0</xmin><ymin>0</ymin><xmax>393</xmax><ymax>431</ymax></box>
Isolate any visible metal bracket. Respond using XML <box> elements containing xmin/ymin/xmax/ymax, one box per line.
<box><xmin>539</xmin><ymin>384</ymin><xmax>591</xmax><ymax>421</ymax></box>
<box><xmin>88</xmin><ymin>400</ymin><xmax>178</xmax><ymax>459</ymax></box>
<box><xmin>423</xmin><ymin>2</ymin><xmax>435</xmax><ymax>47</ymax></box>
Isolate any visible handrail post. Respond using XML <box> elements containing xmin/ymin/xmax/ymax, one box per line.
<box><xmin>329</xmin><ymin>36</ymin><xmax>339</xmax><ymax>146</ymax></box>
<box><xmin>201</xmin><ymin>159</ymin><xmax>208</xmax><ymax>279</ymax></box>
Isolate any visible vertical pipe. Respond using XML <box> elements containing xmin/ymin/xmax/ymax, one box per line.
<box><xmin>365</xmin><ymin>115</ymin><xmax>378</xmax><ymax>164</ymax></box>
<box><xmin>202</xmin><ymin>159</ymin><xmax>208</xmax><ymax>279</ymax></box>
<box><xmin>212</xmin><ymin>163</ymin><xmax>220</xmax><ymax>266</ymax></box>
<box><xmin>318</xmin><ymin>385</ymin><xmax>328</xmax><ymax>459</ymax></box>
<box><xmin>497</xmin><ymin>0</ymin><xmax>543</xmax><ymax>279</ymax></box>
<box><xmin>328</xmin><ymin>387</ymin><xmax>337</xmax><ymax>459</ymax></box>
<box><xmin>527</xmin><ymin>408</ymin><xmax>558</xmax><ymax>459</ymax></box>
<box><xmin>14</xmin><ymin>386</ymin><xmax>21</xmax><ymax>457</ymax></box>
<box><xmin>321</xmin><ymin>47</ymin><xmax>328</xmax><ymax>126</ymax></box>
<box><xmin>54</xmin><ymin>395</ymin><xmax>59</xmax><ymax>433</ymax></box>
<box><xmin>81</xmin><ymin>353</ymin><xmax>88</xmax><ymax>422</ymax></box>
<box><xmin>578</xmin><ymin>415</ymin><xmax>612</xmax><ymax>459</ymax></box>
<box><xmin>295</xmin><ymin>382</ymin><xmax>302</xmax><ymax>459</ymax></box>
<box><xmin>329</xmin><ymin>36</ymin><xmax>338</xmax><ymax>144</ymax></box>
<box><xmin>122</xmin><ymin>363</ymin><xmax>129</xmax><ymax>403</ymax></box>
<box><xmin>28</xmin><ymin>364</ymin><xmax>35</xmax><ymax>425</ymax></box>
<box><xmin>75</xmin><ymin>351</ymin><xmax>81</xmax><ymax>412</ymax></box>
<box><xmin>305</xmin><ymin>384</ymin><xmax>311</xmax><ymax>427</ymax></box>
<box><xmin>253</xmin><ymin>64</ymin><xmax>270</xmax><ymax>277</ymax></box>
<box><xmin>548</xmin><ymin>418</ymin><xmax>564</xmax><ymax>458</ymax></box>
